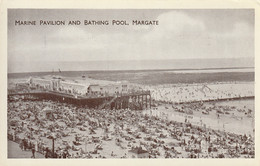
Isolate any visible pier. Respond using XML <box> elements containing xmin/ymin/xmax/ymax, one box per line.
<box><xmin>8</xmin><ymin>90</ymin><xmax>151</xmax><ymax>110</ymax></box>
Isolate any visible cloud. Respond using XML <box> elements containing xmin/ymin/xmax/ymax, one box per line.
<box><xmin>137</xmin><ymin>11</ymin><xmax>254</xmax><ymax>59</ymax></box>
<box><xmin>226</xmin><ymin>22</ymin><xmax>254</xmax><ymax>38</ymax></box>
<box><xmin>157</xmin><ymin>11</ymin><xmax>205</xmax><ymax>33</ymax></box>
<box><xmin>9</xmin><ymin>10</ymin><xmax>254</xmax><ymax>63</ymax></box>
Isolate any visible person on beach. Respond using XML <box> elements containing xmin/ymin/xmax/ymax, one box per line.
<box><xmin>19</xmin><ymin>140</ymin><xmax>24</xmax><ymax>151</ymax></box>
<box><xmin>45</xmin><ymin>148</ymin><xmax>49</xmax><ymax>158</ymax></box>
<box><xmin>31</xmin><ymin>147</ymin><xmax>35</xmax><ymax>158</ymax></box>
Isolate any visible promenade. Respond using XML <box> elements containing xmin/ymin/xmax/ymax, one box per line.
<box><xmin>8</xmin><ymin>140</ymin><xmax>44</xmax><ymax>158</ymax></box>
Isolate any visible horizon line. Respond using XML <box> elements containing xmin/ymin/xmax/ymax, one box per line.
<box><xmin>8</xmin><ymin>66</ymin><xmax>255</xmax><ymax>75</ymax></box>
<box><xmin>8</xmin><ymin>57</ymin><xmax>255</xmax><ymax>63</ymax></box>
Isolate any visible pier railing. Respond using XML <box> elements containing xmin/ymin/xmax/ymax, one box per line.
<box><xmin>8</xmin><ymin>89</ymin><xmax>151</xmax><ymax>99</ymax></box>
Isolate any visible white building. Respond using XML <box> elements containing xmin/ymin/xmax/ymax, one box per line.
<box><xmin>28</xmin><ymin>77</ymin><xmax>138</xmax><ymax>97</ymax></box>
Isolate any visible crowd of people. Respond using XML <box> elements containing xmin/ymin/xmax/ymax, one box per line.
<box><xmin>8</xmin><ymin>94</ymin><xmax>255</xmax><ymax>158</ymax></box>
<box><xmin>144</xmin><ymin>82</ymin><xmax>254</xmax><ymax>104</ymax></box>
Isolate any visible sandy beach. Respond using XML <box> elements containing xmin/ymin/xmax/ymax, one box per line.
<box><xmin>7</xmin><ymin>71</ymin><xmax>255</xmax><ymax>159</ymax></box>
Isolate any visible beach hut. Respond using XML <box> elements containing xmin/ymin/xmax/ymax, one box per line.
<box><xmin>129</xmin><ymin>146</ymin><xmax>149</xmax><ymax>158</ymax></box>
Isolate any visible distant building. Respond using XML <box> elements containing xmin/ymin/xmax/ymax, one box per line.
<box><xmin>59</xmin><ymin>81</ymin><xmax>88</xmax><ymax>95</ymax></box>
<box><xmin>27</xmin><ymin>77</ymin><xmax>134</xmax><ymax>97</ymax></box>
<box><xmin>28</xmin><ymin>77</ymin><xmax>52</xmax><ymax>89</ymax></box>
<box><xmin>87</xmin><ymin>84</ymin><xmax>102</xmax><ymax>96</ymax></box>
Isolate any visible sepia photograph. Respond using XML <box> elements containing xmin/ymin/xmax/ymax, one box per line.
<box><xmin>7</xmin><ymin>9</ymin><xmax>255</xmax><ymax>159</ymax></box>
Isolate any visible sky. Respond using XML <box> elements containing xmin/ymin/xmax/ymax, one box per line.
<box><xmin>8</xmin><ymin>9</ymin><xmax>254</xmax><ymax>72</ymax></box>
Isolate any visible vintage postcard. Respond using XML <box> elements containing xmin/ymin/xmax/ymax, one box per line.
<box><xmin>0</xmin><ymin>0</ymin><xmax>259</xmax><ymax>166</ymax></box>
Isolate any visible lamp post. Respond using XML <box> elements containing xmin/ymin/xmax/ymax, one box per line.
<box><xmin>50</xmin><ymin>133</ymin><xmax>56</xmax><ymax>158</ymax></box>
